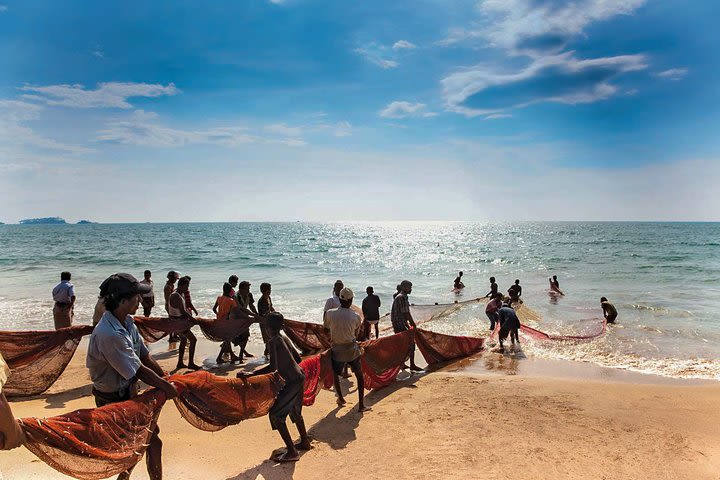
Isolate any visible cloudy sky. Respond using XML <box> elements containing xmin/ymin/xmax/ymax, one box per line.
<box><xmin>1</xmin><ymin>0</ymin><xmax>718</xmax><ymax>222</ymax></box>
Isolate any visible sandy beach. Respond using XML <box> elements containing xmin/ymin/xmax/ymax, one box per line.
<box><xmin>1</xmin><ymin>336</ymin><xmax>718</xmax><ymax>480</ymax></box>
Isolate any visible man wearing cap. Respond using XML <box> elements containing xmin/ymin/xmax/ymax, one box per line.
<box><xmin>51</xmin><ymin>271</ymin><xmax>76</xmax><ymax>329</ymax></box>
<box><xmin>87</xmin><ymin>273</ymin><xmax>179</xmax><ymax>480</ymax></box>
<box><xmin>233</xmin><ymin>281</ymin><xmax>258</xmax><ymax>358</ymax></box>
<box><xmin>323</xmin><ymin>280</ymin><xmax>350</xmax><ymax>377</ymax></box>
<box><xmin>391</xmin><ymin>280</ymin><xmax>423</xmax><ymax>372</ymax></box>
<box><xmin>323</xmin><ymin>288</ymin><xmax>369</xmax><ymax>412</ymax></box>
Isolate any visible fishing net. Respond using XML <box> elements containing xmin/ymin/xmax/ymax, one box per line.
<box><xmin>197</xmin><ymin>313</ymin><xmax>256</xmax><ymax>343</ymax></box>
<box><xmin>379</xmin><ymin>298</ymin><xmax>487</xmax><ymax>332</ymax></box>
<box><xmin>0</xmin><ymin>325</ymin><xmax>94</xmax><ymax>397</ymax></box>
<box><xmin>283</xmin><ymin>318</ymin><xmax>332</xmax><ymax>353</ymax></box>
<box><xmin>299</xmin><ymin>351</ymin><xmax>334</xmax><ymax>406</ymax></box>
<box><xmin>514</xmin><ymin>303</ymin><xmax>542</xmax><ymax>323</ymax></box>
<box><xmin>414</xmin><ymin>328</ymin><xmax>484</xmax><ymax>365</ymax></box>
<box><xmin>20</xmin><ymin>388</ymin><xmax>166</xmax><ymax>480</ymax></box>
<box><xmin>520</xmin><ymin>319</ymin><xmax>607</xmax><ymax>341</ymax></box>
<box><xmin>168</xmin><ymin>370</ymin><xmax>283</xmax><ymax>432</ymax></box>
<box><xmin>360</xmin><ymin>330</ymin><xmax>414</xmax><ymax>389</ymax></box>
<box><xmin>132</xmin><ymin>316</ymin><xmax>194</xmax><ymax>343</ymax></box>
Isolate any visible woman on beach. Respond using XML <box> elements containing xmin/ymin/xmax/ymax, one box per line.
<box><xmin>213</xmin><ymin>282</ymin><xmax>240</xmax><ymax>364</ymax></box>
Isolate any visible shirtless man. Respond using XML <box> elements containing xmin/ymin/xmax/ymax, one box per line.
<box><xmin>485</xmin><ymin>277</ymin><xmax>498</xmax><ymax>298</ymax></box>
<box><xmin>453</xmin><ymin>271</ymin><xmax>465</xmax><ymax>290</ymax></box>
<box><xmin>168</xmin><ymin>276</ymin><xmax>200</xmax><ymax>369</ymax></box>
<box><xmin>507</xmin><ymin>279</ymin><xmax>522</xmax><ymax>304</ymax></box>
<box><xmin>243</xmin><ymin>312</ymin><xmax>311</xmax><ymax>463</ymax></box>
<box><xmin>601</xmin><ymin>297</ymin><xmax>618</xmax><ymax>323</ymax></box>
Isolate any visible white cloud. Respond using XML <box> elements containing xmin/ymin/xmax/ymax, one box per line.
<box><xmin>485</xmin><ymin>113</ymin><xmax>512</xmax><ymax>120</ymax></box>
<box><xmin>92</xmin><ymin>47</ymin><xmax>105</xmax><ymax>59</ymax></box>
<box><xmin>0</xmin><ymin>100</ymin><xmax>93</xmax><ymax>155</ymax></box>
<box><xmin>96</xmin><ymin>110</ymin><xmax>350</xmax><ymax>147</ymax></box>
<box><xmin>354</xmin><ymin>45</ymin><xmax>400</xmax><ymax>69</ymax></box>
<box><xmin>442</xmin><ymin>52</ymin><xmax>647</xmax><ymax>116</ymax></box>
<box><xmin>392</xmin><ymin>40</ymin><xmax>416</xmax><ymax>50</ymax></box>
<box><xmin>655</xmin><ymin>68</ymin><xmax>688</xmax><ymax>81</ymax></box>
<box><xmin>440</xmin><ymin>0</ymin><xmax>645</xmax><ymax>55</ymax></box>
<box><xmin>379</xmin><ymin>101</ymin><xmax>436</xmax><ymax>119</ymax></box>
<box><xmin>0</xmin><ymin>5</ymin><xmax>7</xmax><ymax>12</ymax></box>
<box><xmin>20</xmin><ymin>82</ymin><xmax>180</xmax><ymax>109</ymax></box>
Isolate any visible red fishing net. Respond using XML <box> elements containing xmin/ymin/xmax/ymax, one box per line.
<box><xmin>132</xmin><ymin>316</ymin><xmax>194</xmax><ymax>343</ymax></box>
<box><xmin>0</xmin><ymin>325</ymin><xmax>94</xmax><ymax>397</ymax></box>
<box><xmin>20</xmin><ymin>388</ymin><xmax>166</xmax><ymax>480</ymax></box>
<box><xmin>299</xmin><ymin>351</ymin><xmax>334</xmax><ymax>406</ymax></box>
<box><xmin>414</xmin><ymin>328</ymin><xmax>484</xmax><ymax>365</ymax></box>
<box><xmin>360</xmin><ymin>330</ymin><xmax>414</xmax><ymax>389</ymax></box>
<box><xmin>168</xmin><ymin>370</ymin><xmax>284</xmax><ymax>432</ymax></box>
<box><xmin>283</xmin><ymin>318</ymin><xmax>332</xmax><ymax>353</ymax></box>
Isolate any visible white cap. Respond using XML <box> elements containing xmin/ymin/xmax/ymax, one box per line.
<box><xmin>339</xmin><ymin>287</ymin><xmax>354</xmax><ymax>301</ymax></box>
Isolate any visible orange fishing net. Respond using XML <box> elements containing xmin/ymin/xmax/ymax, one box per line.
<box><xmin>20</xmin><ymin>388</ymin><xmax>166</xmax><ymax>480</ymax></box>
<box><xmin>414</xmin><ymin>328</ymin><xmax>484</xmax><ymax>365</ymax></box>
<box><xmin>168</xmin><ymin>370</ymin><xmax>283</xmax><ymax>431</ymax></box>
<box><xmin>283</xmin><ymin>318</ymin><xmax>332</xmax><ymax>353</ymax></box>
<box><xmin>132</xmin><ymin>316</ymin><xmax>194</xmax><ymax>343</ymax></box>
<box><xmin>0</xmin><ymin>325</ymin><xmax>94</xmax><ymax>397</ymax></box>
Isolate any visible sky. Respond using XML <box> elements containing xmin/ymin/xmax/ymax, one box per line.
<box><xmin>1</xmin><ymin>0</ymin><xmax>719</xmax><ymax>222</ymax></box>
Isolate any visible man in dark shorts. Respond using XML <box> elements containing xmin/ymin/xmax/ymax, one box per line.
<box><xmin>258</xmin><ymin>282</ymin><xmax>275</xmax><ymax>358</ymax></box>
<box><xmin>168</xmin><ymin>276</ymin><xmax>200</xmax><ymax>370</ymax></box>
<box><xmin>164</xmin><ymin>271</ymin><xmax>180</xmax><ymax>343</ymax></box>
<box><xmin>87</xmin><ymin>273</ymin><xmax>179</xmax><ymax>480</ymax></box>
<box><xmin>485</xmin><ymin>276</ymin><xmax>498</xmax><ymax>298</ymax></box>
<box><xmin>361</xmin><ymin>286</ymin><xmax>381</xmax><ymax>340</ymax></box>
<box><xmin>324</xmin><ymin>288</ymin><xmax>369</xmax><ymax>411</ymax></box>
<box><xmin>601</xmin><ymin>297</ymin><xmax>618</xmax><ymax>323</ymax></box>
<box><xmin>391</xmin><ymin>280</ymin><xmax>423</xmax><ymax>372</ymax></box>
<box><xmin>245</xmin><ymin>312</ymin><xmax>311</xmax><ymax>462</ymax></box>
<box><xmin>497</xmin><ymin>302</ymin><xmax>521</xmax><ymax>352</ymax></box>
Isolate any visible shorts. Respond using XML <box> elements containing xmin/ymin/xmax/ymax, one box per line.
<box><xmin>269</xmin><ymin>378</ymin><xmax>304</xmax><ymax>430</ymax></box>
<box><xmin>331</xmin><ymin>354</ymin><xmax>362</xmax><ymax>376</ymax></box>
<box><xmin>606</xmin><ymin>313</ymin><xmax>617</xmax><ymax>324</ymax></box>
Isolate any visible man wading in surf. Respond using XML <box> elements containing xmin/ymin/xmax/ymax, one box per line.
<box><xmin>391</xmin><ymin>280</ymin><xmax>423</xmax><ymax>372</ymax></box>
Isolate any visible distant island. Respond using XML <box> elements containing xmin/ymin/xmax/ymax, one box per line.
<box><xmin>76</xmin><ymin>220</ymin><xmax>96</xmax><ymax>225</ymax></box>
<box><xmin>19</xmin><ymin>217</ymin><xmax>67</xmax><ymax>225</ymax></box>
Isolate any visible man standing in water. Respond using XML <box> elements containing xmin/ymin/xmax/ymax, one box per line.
<box><xmin>601</xmin><ymin>297</ymin><xmax>618</xmax><ymax>323</ymax></box>
<box><xmin>508</xmin><ymin>279</ymin><xmax>522</xmax><ymax>304</ymax></box>
<box><xmin>139</xmin><ymin>270</ymin><xmax>155</xmax><ymax>317</ymax></box>
<box><xmin>485</xmin><ymin>277</ymin><xmax>498</xmax><ymax>298</ymax></box>
<box><xmin>51</xmin><ymin>271</ymin><xmax>76</xmax><ymax>329</ymax></box>
<box><xmin>168</xmin><ymin>276</ymin><xmax>200</xmax><ymax>370</ymax></box>
<box><xmin>391</xmin><ymin>280</ymin><xmax>423</xmax><ymax>372</ymax></box>
<box><xmin>87</xmin><ymin>273</ymin><xmax>178</xmax><ymax>480</ymax></box>
<box><xmin>453</xmin><ymin>271</ymin><xmax>465</xmax><ymax>290</ymax></box>
<box><xmin>497</xmin><ymin>301</ymin><xmax>521</xmax><ymax>352</ymax></box>
<box><xmin>324</xmin><ymin>288</ymin><xmax>369</xmax><ymax>411</ymax></box>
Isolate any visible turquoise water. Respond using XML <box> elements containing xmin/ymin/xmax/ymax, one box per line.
<box><xmin>1</xmin><ymin>222</ymin><xmax>718</xmax><ymax>379</ymax></box>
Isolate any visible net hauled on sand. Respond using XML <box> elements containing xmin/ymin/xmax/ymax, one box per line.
<box><xmin>0</xmin><ymin>325</ymin><xmax>94</xmax><ymax>397</ymax></box>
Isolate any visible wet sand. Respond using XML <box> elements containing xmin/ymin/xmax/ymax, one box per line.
<box><xmin>1</xmin><ymin>334</ymin><xmax>719</xmax><ymax>479</ymax></box>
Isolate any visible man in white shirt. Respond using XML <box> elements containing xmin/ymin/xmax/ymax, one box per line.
<box><xmin>324</xmin><ymin>288</ymin><xmax>369</xmax><ymax>412</ymax></box>
<box><xmin>51</xmin><ymin>271</ymin><xmax>76</xmax><ymax>329</ymax></box>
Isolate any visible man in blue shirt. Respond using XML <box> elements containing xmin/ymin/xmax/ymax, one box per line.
<box><xmin>87</xmin><ymin>273</ymin><xmax>178</xmax><ymax>480</ymax></box>
<box><xmin>497</xmin><ymin>302</ymin><xmax>521</xmax><ymax>352</ymax></box>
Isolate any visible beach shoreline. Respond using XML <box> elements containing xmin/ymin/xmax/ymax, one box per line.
<box><xmin>1</xmin><ymin>336</ymin><xmax>718</xmax><ymax>479</ymax></box>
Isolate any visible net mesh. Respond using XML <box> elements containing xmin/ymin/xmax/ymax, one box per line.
<box><xmin>414</xmin><ymin>328</ymin><xmax>484</xmax><ymax>365</ymax></box>
<box><xmin>197</xmin><ymin>313</ymin><xmax>256</xmax><ymax>343</ymax></box>
<box><xmin>132</xmin><ymin>317</ymin><xmax>194</xmax><ymax>343</ymax></box>
<box><xmin>520</xmin><ymin>319</ymin><xmax>607</xmax><ymax>341</ymax></box>
<box><xmin>360</xmin><ymin>330</ymin><xmax>414</xmax><ymax>389</ymax></box>
<box><xmin>20</xmin><ymin>388</ymin><xmax>166</xmax><ymax>480</ymax></box>
<box><xmin>283</xmin><ymin>318</ymin><xmax>332</xmax><ymax>353</ymax></box>
<box><xmin>379</xmin><ymin>298</ymin><xmax>487</xmax><ymax>332</ymax></box>
<box><xmin>299</xmin><ymin>351</ymin><xmax>334</xmax><ymax>406</ymax></box>
<box><xmin>168</xmin><ymin>370</ymin><xmax>283</xmax><ymax>432</ymax></box>
<box><xmin>0</xmin><ymin>325</ymin><xmax>94</xmax><ymax>397</ymax></box>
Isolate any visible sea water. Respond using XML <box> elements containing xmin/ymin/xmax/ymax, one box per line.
<box><xmin>0</xmin><ymin>222</ymin><xmax>718</xmax><ymax>380</ymax></box>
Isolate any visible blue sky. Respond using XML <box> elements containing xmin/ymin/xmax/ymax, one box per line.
<box><xmin>1</xmin><ymin>0</ymin><xmax>719</xmax><ymax>221</ymax></box>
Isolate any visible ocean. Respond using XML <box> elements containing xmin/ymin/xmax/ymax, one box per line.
<box><xmin>0</xmin><ymin>221</ymin><xmax>718</xmax><ymax>380</ymax></box>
